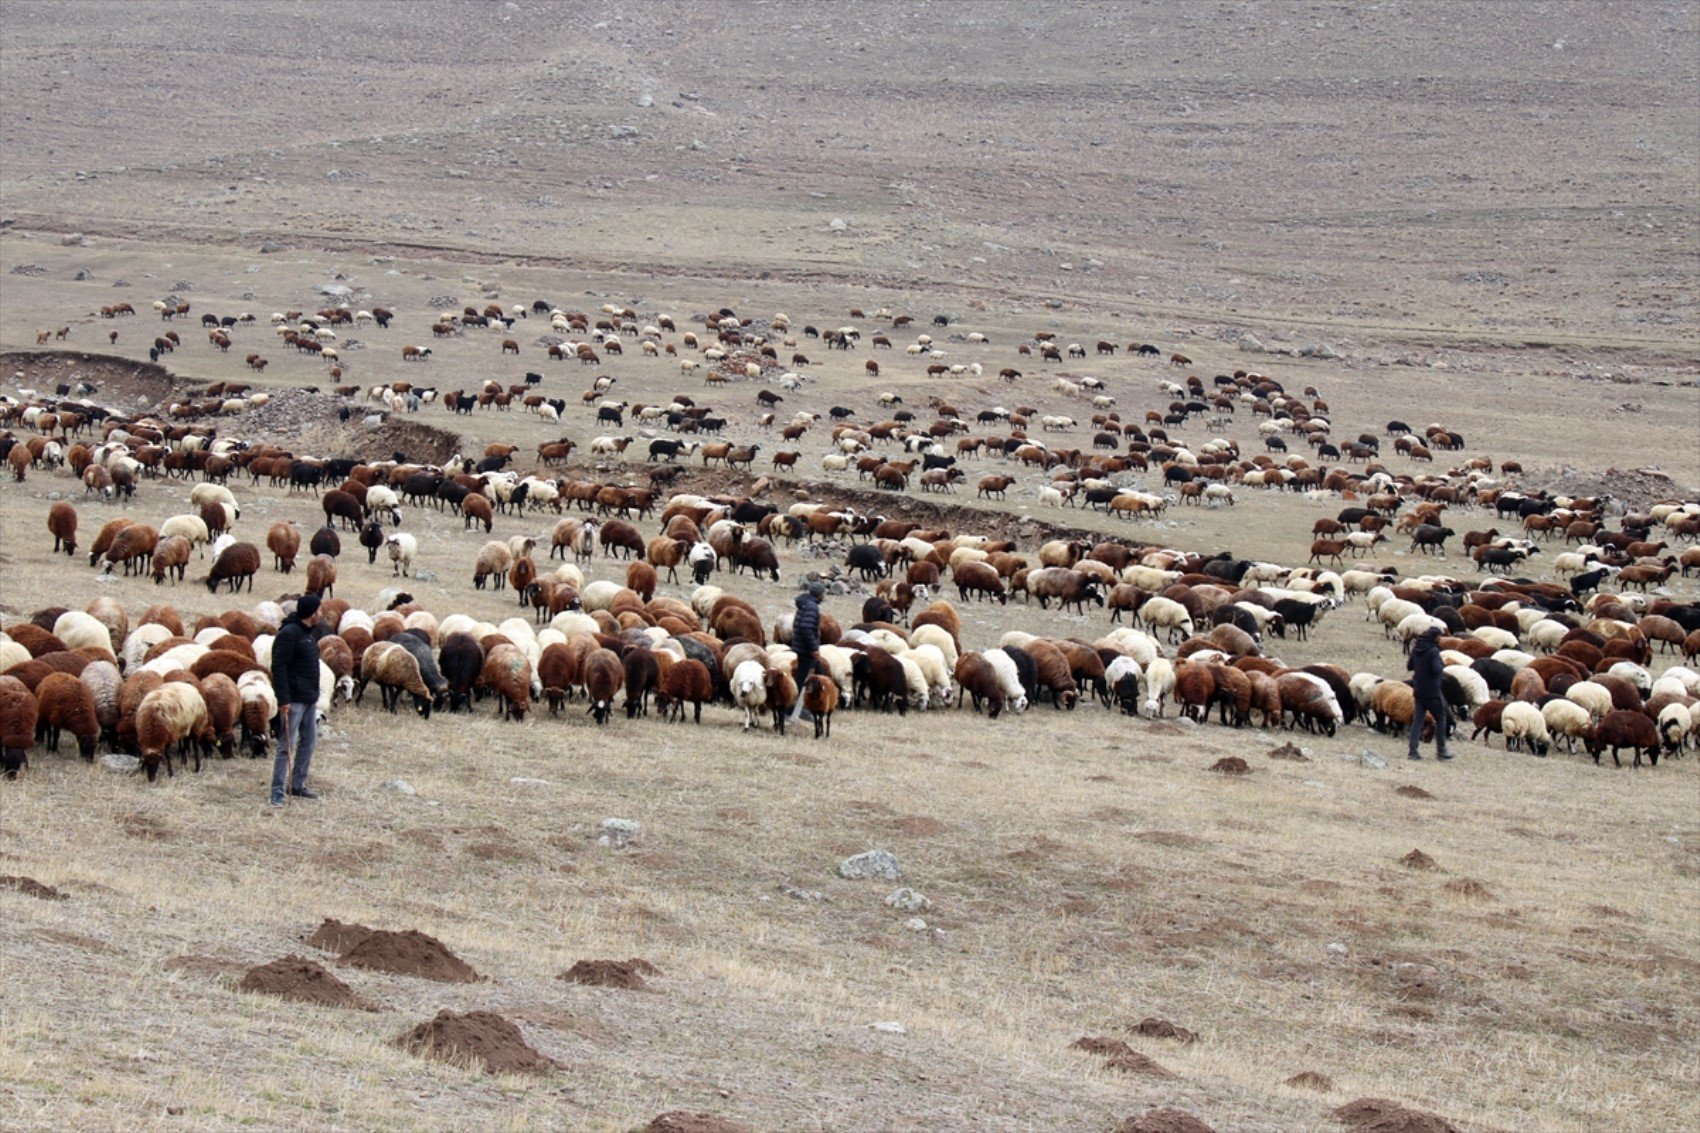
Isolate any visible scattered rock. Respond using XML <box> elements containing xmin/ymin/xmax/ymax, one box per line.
<box><xmin>1209</xmin><ymin>756</ymin><xmax>1252</xmax><ymax>776</ymax></box>
<box><xmin>100</xmin><ymin>753</ymin><xmax>141</xmax><ymax>774</ymax></box>
<box><xmin>382</xmin><ymin>779</ymin><xmax>416</xmax><ymax>795</ymax></box>
<box><xmin>903</xmin><ymin>917</ymin><xmax>928</xmax><ymax>932</ymax></box>
<box><xmin>642</xmin><ymin>1114</ymin><xmax>752</xmax><ymax>1133</ymax></box>
<box><xmin>1395</xmin><ymin>785</ymin><xmax>1434</xmax><ymax>799</ymax></box>
<box><xmin>1286</xmin><ymin>1070</ymin><xmax>1336</xmax><ymax>1091</ymax></box>
<box><xmin>608</xmin><ymin>124</ymin><xmax>640</xmax><ymax>140</ymax></box>
<box><xmin>9</xmin><ymin>264</ymin><xmax>46</xmax><ymax>276</ymax></box>
<box><xmin>395</xmin><ymin>1010</ymin><xmax>558</xmax><ymax>1074</ymax></box>
<box><xmin>1338</xmin><ymin>750</ymin><xmax>1389</xmax><ymax>770</ymax></box>
<box><xmin>598</xmin><ymin>817</ymin><xmax>642</xmax><ymax>848</ymax></box>
<box><xmin>1238</xmin><ymin>334</ymin><xmax>1265</xmax><ymax>353</ymax></box>
<box><xmin>866</xmin><ymin>1020</ymin><xmax>906</xmax><ymax>1034</ymax></box>
<box><xmin>61</xmin><ymin>232</ymin><xmax>85</xmax><ymax>246</ymax></box>
<box><xmin>0</xmin><ymin>875</ymin><xmax>67</xmax><ymax>900</ymax></box>
<box><xmin>1400</xmin><ymin>849</ymin><xmax>1439</xmax><ymax>871</ymax></box>
<box><xmin>339</xmin><ymin>929</ymin><xmax>481</xmax><ymax>982</ymax></box>
<box><xmin>1442</xmin><ymin>878</ymin><xmax>1493</xmax><ymax>901</ymax></box>
<box><xmin>558</xmin><ymin>957</ymin><xmax>659</xmax><ymax>990</ymax></box>
<box><xmin>777</xmin><ymin>884</ymin><xmax>827</xmax><ymax>902</ymax></box>
<box><xmin>73</xmin><ymin>268</ymin><xmax>93</xmax><ymax>281</ymax></box>
<box><xmin>238</xmin><ymin>956</ymin><xmax>377</xmax><ymax>1011</ymax></box>
<box><xmin>1103</xmin><ymin>1051</ymin><xmax>1177</xmax><ymax>1079</ymax></box>
<box><xmin>1268</xmin><ymin>742</ymin><xmax>1309</xmax><ymax>761</ymax></box>
<box><xmin>1131</xmin><ymin>1017</ymin><xmax>1199</xmax><ymax>1044</ymax></box>
<box><xmin>258</xmin><ymin>241</ymin><xmax>283</xmax><ymax>254</ymax></box>
<box><xmin>1072</xmin><ymin>1035</ymin><xmax>1134</xmax><ymax>1057</ymax></box>
<box><xmin>838</xmin><ymin>849</ymin><xmax>901</xmax><ymax>881</ymax></box>
<box><xmin>1116</xmin><ymin>1107</ymin><xmax>1216</xmax><ymax>1133</ymax></box>
<box><xmin>883</xmin><ymin>887</ymin><xmax>931</xmax><ymax>913</ymax></box>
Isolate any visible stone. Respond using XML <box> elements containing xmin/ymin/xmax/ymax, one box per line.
<box><xmin>903</xmin><ymin>917</ymin><xmax>928</xmax><ymax>932</ymax></box>
<box><xmin>608</xmin><ymin>124</ymin><xmax>639</xmax><ymax>140</ymax></box>
<box><xmin>883</xmin><ymin>887</ymin><xmax>931</xmax><ymax>913</ymax></box>
<box><xmin>599</xmin><ymin>818</ymin><xmax>642</xmax><ymax>848</ymax></box>
<box><xmin>62</xmin><ymin>232</ymin><xmax>85</xmax><ymax>246</ymax></box>
<box><xmin>867</xmin><ymin>1021</ymin><xmax>906</xmax><ymax>1034</ymax></box>
<box><xmin>383</xmin><ymin>779</ymin><xmax>417</xmax><ymax>795</ymax></box>
<box><xmin>259</xmin><ymin>241</ymin><xmax>283</xmax><ymax>254</ymax></box>
<box><xmin>509</xmin><ymin>777</ymin><xmax>549</xmax><ymax>787</ymax></box>
<box><xmin>100</xmin><ymin>753</ymin><xmax>141</xmax><ymax>774</ymax></box>
<box><xmin>1238</xmin><ymin>334</ymin><xmax>1265</xmax><ymax>353</ymax></box>
<box><xmin>828</xmin><ymin>217</ymin><xmax>848</xmax><ymax>231</ymax></box>
<box><xmin>838</xmin><ymin>850</ymin><xmax>901</xmax><ymax>881</ymax></box>
<box><xmin>73</xmin><ymin>268</ymin><xmax>93</xmax><ymax>281</ymax></box>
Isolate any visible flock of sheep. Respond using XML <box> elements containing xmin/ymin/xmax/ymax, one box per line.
<box><xmin>3</xmin><ymin>291</ymin><xmax>1699</xmax><ymax>786</ymax></box>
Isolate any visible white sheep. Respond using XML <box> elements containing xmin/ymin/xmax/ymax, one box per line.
<box><xmin>1141</xmin><ymin>656</ymin><xmax>1175</xmax><ymax>718</ymax></box>
<box><xmin>160</xmin><ymin>513</ymin><xmax>211</xmax><ymax>558</ymax></box>
<box><xmin>1540</xmin><ymin>698</ymin><xmax>1592</xmax><ymax>753</ymax></box>
<box><xmin>816</xmin><ymin>644</ymin><xmax>856</xmax><ymax>699</ymax></box>
<box><xmin>52</xmin><ymin>610</ymin><xmax>116</xmax><ymax>658</ymax></box>
<box><xmin>385</xmin><ymin>533</ymin><xmax>418</xmax><ymax>577</ymax></box>
<box><xmin>1470</xmin><ymin>626</ymin><xmax>1519</xmax><ymax>652</ymax></box>
<box><xmin>1135</xmin><ymin>596</ymin><xmax>1194</xmax><ymax>644</ymax></box>
<box><xmin>1565</xmin><ymin>680</ymin><xmax>1614</xmax><ymax>719</ymax></box>
<box><xmin>189</xmin><ymin>482</ymin><xmax>240</xmax><ymax>520</ymax></box>
<box><xmin>982</xmin><ymin>650</ymin><xmax>1029</xmax><ymax>714</ymax></box>
<box><xmin>1657</xmin><ymin>703</ymin><xmax>1694</xmax><ymax>755</ymax></box>
<box><xmin>909</xmin><ymin>624</ymin><xmax>959</xmax><ymax>672</ymax></box>
<box><xmin>731</xmin><ymin>659</ymin><xmax>769</xmax><ymax>731</ymax></box>
<box><xmin>1500</xmin><ymin>701</ymin><xmax>1551</xmax><ymax>754</ymax></box>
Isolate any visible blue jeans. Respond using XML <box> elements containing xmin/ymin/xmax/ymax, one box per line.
<box><xmin>1408</xmin><ymin>698</ymin><xmax>1448</xmax><ymax>757</ymax></box>
<box><xmin>271</xmin><ymin>702</ymin><xmax>317</xmax><ymax>799</ymax></box>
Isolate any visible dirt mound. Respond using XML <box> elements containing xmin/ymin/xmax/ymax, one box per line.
<box><xmin>339</xmin><ymin>929</ymin><xmax>481</xmax><ymax>982</ymax></box>
<box><xmin>1116</xmin><ymin>1108</ymin><xmax>1216</xmax><ymax>1133</ymax></box>
<box><xmin>1523</xmin><ymin>465</ymin><xmax>1691</xmax><ymax>509</ymax></box>
<box><xmin>1103</xmin><ymin>1051</ymin><xmax>1176</xmax><ymax>1079</ymax></box>
<box><xmin>1209</xmin><ymin>756</ymin><xmax>1252</xmax><ymax>776</ymax></box>
<box><xmin>1286</xmin><ymin>1070</ymin><xmax>1336</xmax><ymax>1091</ymax></box>
<box><xmin>1071</xmin><ymin>1035</ymin><xmax>1134</xmax><ymax>1057</ymax></box>
<box><xmin>1395</xmin><ymin>785</ymin><xmax>1435</xmax><ymax>799</ymax></box>
<box><xmin>558</xmin><ymin>957</ymin><xmax>660</xmax><ymax>989</ymax></box>
<box><xmin>1</xmin><ymin>349</ymin><xmax>179</xmax><ymax>408</ymax></box>
<box><xmin>395</xmin><ymin>1009</ymin><xmax>558</xmax><ymax>1074</ymax></box>
<box><xmin>1400</xmin><ymin>849</ymin><xmax>1439</xmax><ymax>871</ymax></box>
<box><xmin>361</xmin><ymin>418</ymin><xmax>464</xmax><ymax>465</ymax></box>
<box><xmin>1268</xmin><ymin>742</ymin><xmax>1309</xmax><ymax>761</ymax></box>
<box><xmin>890</xmin><ymin>815</ymin><xmax>949</xmax><ymax>837</ymax></box>
<box><xmin>0</xmin><ymin>875</ymin><xmax>66</xmax><ymax>900</ymax></box>
<box><xmin>1442</xmin><ymin>878</ymin><xmax>1494</xmax><ymax>901</ymax></box>
<box><xmin>306</xmin><ymin>917</ymin><xmax>375</xmax><ymax>954</ymax></box>
<box><xmin>1131</xmin><ymin>1017</ymin><xmax>1199</xmax><ymax>1044</ymax></box>
<box><xmin>1333</xmin><ymin>1098</ymin><xmax>1461</xmax><ymax>1133</ymax></box>
<box><xmin>238</xmin><ymin>956</ymin><xmax>377</xmax><ymax>1011</ymax></box>
<box><xmin>642</xmin><ymin>1114</ymin><xmax>753</xmax><ymax>1133</ymax></box>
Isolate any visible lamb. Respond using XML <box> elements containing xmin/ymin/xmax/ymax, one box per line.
<box><xmin>204</xmin><ymin>541</ymin><xmax>261</xmax><ymax>593</ymax></box>
<box><xmin>33</xmin><ymin>672</ymin><xmax>100</xmax><ymax>760</ymax></box>
<box><xmin>135</xmin><ymin>681</ymin><xmax>211</xmax><ymax>780</ymax></box>
<box><xmin>47</xmin><ymin>501</ymin><xmax>78</xmax><ymax>556</ymax></box>
<box><xmin>583</xmin><ymin>648</ymin><xmax>625</xmax><ymax>724</ymax></box>
<box><xmin>386</xmin><ymin>532</ymin><xmax>419</xmax><ymax>577</ymax></box>
<box><xmin>0</xmin><ymin>675</ymin><xmax>38</xmax><ymax>777</ymax></box>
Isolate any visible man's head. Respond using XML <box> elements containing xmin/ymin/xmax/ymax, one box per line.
<box><xmin>1422</xmin><ymin>624</ymin><xmax>1443</xmax><ymax>641</ymax></box>
<box><xmin>296</xmin><ymin>594</ymin><xmax>322</xmax><ymax>624</ymax></box>
<box><xmin>808</xmin><ymin>581</ymin><xmax>826</xmax><ymax>601</ymax></box>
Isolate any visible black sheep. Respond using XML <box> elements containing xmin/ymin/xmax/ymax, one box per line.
<box><xmin>845</xmin><ymin>544</ymin><xmax>887</xmax><ymax>582</ymax></box>
<box><xmin>851</xmin><ymin>648</ymin><xmax>908</xmax><ymax>716</ymax></box>
<box><xmin>438</xmin><ymin>633</ymin><xmax>484</xmax><ymax>713</ymax></box>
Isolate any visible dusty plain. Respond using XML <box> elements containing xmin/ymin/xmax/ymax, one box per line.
<box><xmin>1</xmin><ymin>3</ymin><xmax>1697</xmax><ymax>1132</ymax></box>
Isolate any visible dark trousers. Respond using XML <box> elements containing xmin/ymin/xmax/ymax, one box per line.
<box><xmin>271</xmin><ymin>702</ymin><xmax>317</xmax><ymax>799</ymax></box>
<box><xmin>1408</xmin><ymin>697</ymin><xmax>1449</xmax><ymax>756</ymax></box>
<box><xmin>789</xmin><ymin>649</ymin><xmax>819</xmax><ymax>716</ymax></box>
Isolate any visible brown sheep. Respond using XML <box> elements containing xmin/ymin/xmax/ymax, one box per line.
<box><xmin>462</xmin><ymin>492</ymin><xmax>494</xmax><ymax>532</ymax></box>
<box><xmin>150</xmin><ymin>535</ymin><xmax>192</xmax><ymax>585</ymax></box>
<box><xmin>7</xmin><ymin>623</ymin><xmax>68</xmax><ymax>658</ymax></box>
<box><xmin>583</xmin><ymin>648</ymin><xmax>624</xmax><ymax>724</ymax></box>
<box><xmin>1023</xmin><ymin>639</ymin><xmax>1080</xmax><ymax>709</ymax></box>
<box><xmin>100</xmin><ymin>523</ymin><xmax>160</xmax><ymax>576</ymax></box>
<box><xmin>509</xmin><ymin>557</ymin><xmax>537</xmax><ymax>603</ymax></box>
<box><xmin>764</xmin><ymin>666</ymin><xmax>800</xmax><ymax>734</ymax></box>
<box><xmin>305</xmin><ymin>553</ymin><xmax>337</xmax><ymax>597</ymax></box>
<box><xmin>626</xmin><ymin>560</ymin><xmax>658</xmax><ymax>601</ymax></box>
<box><xmin>802</xmin><ymin>673</ymin><xmax>839</xmax><ymax>738</ymax></box>
<box><xmin>953</xmin><ymin>653</ymin><xmax>1009</xmax><ymax>718</ymax></box>
<box><xmin>480</xmin><ymin>644</ymin><xmax>534</xmax><ymax>721</ymax></box>
<box><xmin>657</xmin><ymin>657</ymin><xmax>713</xmax><ymax>724</ymax></box>
<box><xmin>86</xmin><ymin>516</ymin><xmax>136</xmax><ymax>567</ymax></box>
<box><xmin>953</xmin><ymin>560</ymin><xmax>1007</xmax><ymax>604</ymax></box>
<box><xmin>205</xmin><ymin>542</ymin><xmax>261</xmax><ymax>593</ymax></box>
<box><xmin>198</xmin><ymin>672</ymin><xmax>241</xmax><ymax>759</ymax></box>
<box><xmin>34</xmin><ymin>671</ymin><xmax>98</xmax><ymax>760</ymax></box>
<box><xmin>267</xmin><ymin>522</ymin><xmax>301</xmax><ymax>573</ymax></box>
<box><xmin>1585</xmin><ymin>709</ymin><xmax>1663</xmax><ymax>768</ymax></box>
<box><xmin>135</xmin><ymin>681</ymin><xmax>211</xmax><ymax>780</ymax></box>
<box><xmin>0</xmin><ymin>675</ymin><xmax>39</xmax><ymax>777</ymax></box>
<box><xmin>538</xmin><ymin>642</ymin><xmax>580</xmax><ymax>714</ymax></box>
<box><xmin>47</xmin><ymin>501</ymin><xmax>78</xmax><ymax>556</ymax></box>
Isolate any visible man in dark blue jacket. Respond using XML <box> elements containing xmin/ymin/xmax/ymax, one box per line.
<box><xmin>270</xmin><ymin>595</ymin><xmax>324</xmax><ymax>806</ymax></box>
<box><xmin>786</xmin><ymin>581</ymin><xmax>825</xmax><ymax>725</ymax></box>
<box><xmin>1406</xmin><ymin>623</ymin><xmax>1451</xmax><ymax>761</ymax></box>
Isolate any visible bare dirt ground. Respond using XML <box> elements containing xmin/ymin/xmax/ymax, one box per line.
<box><xmin>2</xmin><ymin>4</ymin><xmax>1697</xmax><ymax>1132</ymax></box>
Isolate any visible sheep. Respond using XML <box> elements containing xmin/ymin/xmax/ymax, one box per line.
<box><xmin>1277</xmin><ymin>671</ymin><xmax>1344</xmax><ymax>735</ymax></box>
<box><xmin>1139</xmin><ymin>656</ymin><xmax>1176</xmax><ymax>718</ymax></box>
<box><xmin>52</xmin><ymin>611</ymin><xmax>116</xmax><ymax>659</ymax></box>
<box><xmin>386</xmin><ymin>533</ymin><xmax>419</xmax><ymax>577</ymax></box>
<box><xmin>657</xmin><ymin>657</ymin><xmax>714</xmax><ymax>724</ymax></box>
<box><xmin>1585</xmin><ymin>709</ymin><xmax>1663</xmax><ymax>768</ymax></box>
<box><xmin>33</xmin><ymin>672</ymin><xmax>100</xmax><ymax>760</ymax></box>
<box><xmin>583</xmin><ymin>648</ymin><xmax>625</xmax><ymax>724</ymax></box>
<box><xmin>981</xmin><ymin>649</ymin><xmax>1030</xmax><ymax>715</ymax></box>
<box><xmin>135</xmin><ymin>681</ymin><xmax>211</xmax><ymax>780</ymax></box>
<box><xmin>1540</xmin><ymin>698</ymin><xmax>1593</xmax><ymax>754</ymax></box>
<box><xmin>1566</xmin><ymin>680</ymin><xmax>1615</xmax><ymax>719</ymax></box>
<box><xmin>479</xmin><ymin>644</ymin><xmax>533</xmax><ymax>721</ymax></box>
<box><xmin>266</xmin><ymin>522</ymin><xmax>301</xmax><ymax>573</ymax></box>
<box><xmin>1499</xmin><ymin>701</ymin><xmax>1552</xmax><ymax>755</ymax></box>
<box><xmin>189</xmin><ymin>482</ymin><xmax>239</xmax><ymax>521</ymax></box>
<box><xmin>199</xmin><ymin>541</ymin><xmax>260</xmax><ymax>593</ymax></box>
<box><xmin>1657</xmin><ymin>703</ymin><xmax>1693</xmax><ymax>756</ymax></box>
<box><xmin>355</xmin><ymin>641</ymin><xmax>436</xmax><ymax>717</ymax></box>
<box><xmin>78</xmin><ymin>659</ymin><xmax>121</xmax><ymax>750</ymax></box>
<box><xmin>47</xmin><ymin>501</ymin><xmax>78</xmax><ymax>556</ymax></box>
<box><xmin>98</xmin><ymin>523</ymin><xmax>160</xmax><ymax>576</ymax></box>
<box><xmin>1135</xmin><ymin>596</ymin><xmax>1194</xmax><ymax>644</ymax></box>
<box><xmin>0</xmin><ymin>675</ymin><xmax>39</xmax><ymax>777</ymax></box>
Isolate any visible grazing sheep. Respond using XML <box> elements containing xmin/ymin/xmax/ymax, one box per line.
<box><xmin>802</xmin><ymin>673</ymin><xmax>839</xmax><ymax>738</ymax></box>
<box><xmin>1500</xmin><ymin>700</ymin><xmax>1552</xmax><ymax>755</ymax></box>
<box><xmin>480</xmin><ymin>644</ymin><xmax>534</xmax><ymax>721</ymax></box>
<box><xmin>34</xmin><ymin>672</ymin><xmax>100</xmax><ymax>760</ymax></box>
<box><xmin>47</xmin><ymin>501</ymin><xmax>78</xmax><ymax>556</ymax></box>
<box><xmin>266</xmin><ymin>522</ymin><xmax>301</xmax><ymax>573</ymax></box>
<box><xmin>135</xmin><ymin>681</ymin><xmax>211</xmax><ymax>780</ymax></box>
<box><xmin>0</xmin><ymin>675</ymin><xmax>39</xmax><ymax>777</ymax></box>
<box><xmin>1585</xmin><ymin>708</ymin><xmax>1663</xmax><ymax>768</ymax></box>
<box><xmin>583</xmin><ymin>648</ymin><xmax>624</xmax><ymax>724</ymax></box>
<box><xmin>657</xmin><ymin>657</ymin><xmax>714</xmax><ymax>724</ymax></box>
<box><xmin>204</xmin><ymin>541</ymin><xmax>261</xmax><ymax>593</ymax></box>
<box><xmin>305</xmin><ymin>554</ymin><xmax>337</xmax><ymax>597</ymax></box>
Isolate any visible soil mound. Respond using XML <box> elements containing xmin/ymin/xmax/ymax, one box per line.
<box><xmin>642</xmin><ymin>1114</ymin><xmax>753</xmax><ymax>1133</ymax></box>
<box><xmin>395</xmin><ymin>1010</ymin><xmax>558</xmax><ymax>1074</ymax></box>
<box><xmin>1209</xmin><ymin>756</ymin><xmax>1251</xmax><ymax>776</ymax></box>
<box><xmin>1116</xmin><ymin>1108</ymin><xmax>1216</xmax><ymax>1133</ymax></box>
<box><xmin>1441</xmin><ymin>878</ymin><xmax>1494</xmax><ymax>900</ymax></box>
<box><xmin>559</xmin><ymin>957</ymin><xmax>660</xmax><ymax>989</ymax></box>
<box><xmin>1395</xmin><ymin>785</ymin><xmax>1435</xmax><ymax>799</ymax></box>
<box><xmin>1333</xmin><ymin>1098</ymin><xmax>1461</xmax><ymax>1133</ymax></box>
<box><xmin>0</xmin><ymin>875</ymin><xmax>66</xmax><ymax>900</ymax></box>
<box><xmin>1400</xmin><ymin>849</ymin><xmax>1438</xmax><ymax>871</ymax></box>
<box><xmin>238</xmin><ymin>956</ymin><xmax>377</xmax><ymax>1011</ymax></box>
<box><xmin>1268</xmin><ymin>742</ymin><xmax>1309</xmax><ymax>761</ymax></box>
<box><xmin>1286</xmin><ymin>1070</ymin><xmax>1336</xmax><ymax>1091</ymax></box>
<box><xmin>1131</xmin><ymin>1017</ymin><xmax>1199</xmax><ymax>1044</ymax></box>
<box><xmin>1071</xmin><ymin>1035</ymin><xmax>1134</xmax><ymax>1057</ymax></box>
<box><xmin>340</xmin><ymin>929</ymin><xmax>480</xmax><ymax>982</ymax></box>
<box><xmin>1103</xmin><ymin>1051</ymin><xmax>1177</xmax><ymax>1079</ymax></box>
<box><xmin>891</xmin><ymin>815</ymin><xmax>949</xmax><ymax>837</ymax></box>
<box><xmin>306</xmin><ymin>917</ymin><xmax>375</xmax><ymax>954</ymax></box>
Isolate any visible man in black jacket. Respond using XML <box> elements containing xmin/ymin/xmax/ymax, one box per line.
<box><xmin>1406</xmin><ymin>623</ymin><xmax>1451</xmax><ymax>761</ymax></box>
<box><xmin>270</xmin><ymin>595</ymin><xmax>324</xmax><ymax>806</ymax></box>
<box><xmin>786</xmin><ymin>581</ymin><xmax>825</xmax><ymax>725</ymax></box>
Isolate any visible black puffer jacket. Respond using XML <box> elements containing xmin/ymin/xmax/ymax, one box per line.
<box><xmin>271</xmin><ymin>614</ymin><xmax>322</xmax><ymax>705</ymax></box>
<box><xmin>1407</xmin><ymin>633</ymin><xmax>1445</xmax><ymax>703</ymax></box>
<box><xmin>791</xmin><ymin>591</ymin><xmax>821</xmax><ymax>653</ymax></box>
